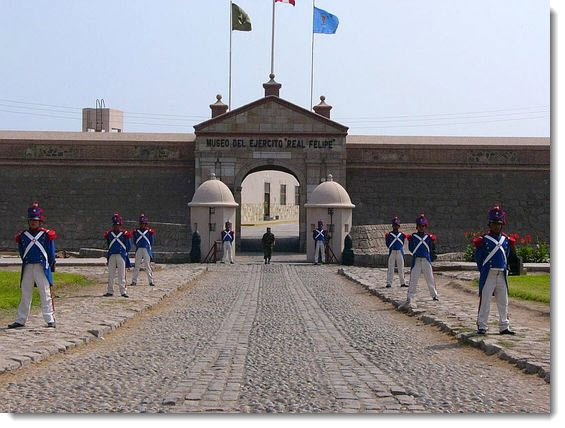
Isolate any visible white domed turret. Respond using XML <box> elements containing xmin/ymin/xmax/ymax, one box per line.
<box><xmin>188</xmin><ymin>173</ymin><xmax>238</xmax><ymax>207</ymax></box>
<box><xmin>305</xmin><ymin>174</ymin><xmax>355</xmax><ymax>263</ymax></box>
<box><xmin>188</xmin><ymin>173</ymin><xmax>238</xmax><ymax>262</ymax></box>
<box><xmin>304</xmin><ymin>174</ymin><xmax>355</xmax><ymax>209</ymax></box>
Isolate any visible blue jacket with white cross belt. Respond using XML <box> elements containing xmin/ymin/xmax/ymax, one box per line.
<box><xmin>133</xmin><ymin>227</ymin><xmax>155</xmax><ymax>259</ymax></box>
<box><xmin>385</xmin><ymin>231</ymin><xmax>405</xmax><ymax>255</ymax></box>
<box><xmin>104</xmin><ymin>229</ymin><xmax>132</xmax><ymax>268</ymax></box>
<box><xmin>221</xmin><ymin>229</ymin><xmax>235</xmax><ymax>242</ymax></box>
<box><xmin>15</xmin><ymin>228</ymin><xmax>57</xmax><ymax>286</ymax></box>
<box><xmin>406</xmin><ymin>232</ymin><xmax>436</xmax><ymax>268</ymax></box>
<box><xmin>473</xmin><ymin>232</ymin><xmax>516</xmax><ymax>293</ymax></box>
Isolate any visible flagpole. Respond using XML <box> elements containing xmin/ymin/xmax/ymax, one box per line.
<box><xmin>310</xmin><ymin>0</ymin><xmax>315</xmax><ymax>110</ymax></box>
<box><xmin>270</xmin><ymin>0</ymin><xmax>276</xmax><ymax>75</ymax></box>
<box><xmin>229</xmin><ymin>0</ymin><xmax>233</xmax><ymax>110</ymax></box>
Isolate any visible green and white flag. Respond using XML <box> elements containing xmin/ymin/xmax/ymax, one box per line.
<box><xmin>232</xmin><ymin>3</ymin><xmax>252</xmax><ymax>31</ymax></box>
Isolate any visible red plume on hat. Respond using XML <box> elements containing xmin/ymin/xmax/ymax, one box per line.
<box><xmin>27</xmin><ymin>201</ymin><xmax>45</xmax><ymax>221</ymax></box>
<box><xmin>416</xmin><ymin>213</ymin><xmax>428</xmax><ymax>227</ymax></box>
<box><xmin>391</xmin><ymin>216</ymin><xmax>401</xmax><ymax>226</ymax></box>
<box><xmin>112</xmin><ymin>212</ymin><xmax>123</xmax><ymax>225</ymax></box>
<box><xmin>488</xmin><ymin>205</ymin><xmax>507</xmax><ymax>225</ymax></box>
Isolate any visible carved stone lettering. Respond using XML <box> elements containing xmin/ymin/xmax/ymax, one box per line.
<box><xmin>134</xmin><ymin>146</ymin><xmax>180</xmax><ymax>160</ymax></box>
<box><xmin>467</xmin><ymin>151</ymin><xmax>518</xmax><ymax>164</ymax></box>
<box><xmin>24</xmin><ymin>145</ymin><xmax>78</xmax><ymax>159</ymax></box>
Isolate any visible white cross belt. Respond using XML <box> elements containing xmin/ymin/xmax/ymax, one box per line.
<box><xmin>411</xmin><ymin>234</ymin><xmax>430</xmax><ymax>255</ymax></box>
<box><xmin>387</xmin><ymin>233</ymin><xmax>403</xmax><ymax>249</ymax></box>
<box><xmin>136</xmin><ymin>230</ymin><xmax>152</xmax><ymax>249</ymax></box>
<box><xmin>109</xmin><ymin>232</ymin><xmax>126</xmax><ymax>251</ymax></box>
<box><xmin>482</xmin><ymin>235</ymin><xmax>507</xmax><ymax>267</ymax></box>
<box><xmin>22</xmin><ymin>230</ymin><xmax>49</xmax><ymax>269</ymax></box>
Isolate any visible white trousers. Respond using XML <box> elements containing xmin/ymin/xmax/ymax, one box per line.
<box><xmin>387</xmin><ymin>250</ymin><xmax>406</xmax><ymax>286</ymax></box>
<box><xmin>222</xmin><ymin>241</ymin><xmax>234</xmax><ymax>263</ymax></box>
<box><xmin>314</xmin><ymin>240</ymin><xmax>325</xmax><ymax>263</ymax></box>
<box><xmin>132</xmin><ymin>248</ymin><xmax>153</xmax><ymax>284</ymax></box>
<box><xmin>477</xmin><ymin>269</ymin><xmax>510</xmax><ymax>332</ymax></box>
<box><xmin>107</xmin><ymin>254</ymin><xmax>127</xmax><ymax>295</ymax></box>
<box><xmin>407</xmin><ymin>257</ymin><xmax>438</xmax><ymax>302</ymax></box>
<box><xmin>16</xmin><ymin>264</ymin><xmax>55</xmax><ymax>325</ymax></box>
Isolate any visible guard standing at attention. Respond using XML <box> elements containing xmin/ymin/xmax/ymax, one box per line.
<box><xmin>131</xmin><ymin>213</ymin><xmax>155</xmax><ymax>287</ymax></box>
<box><xmin>8</xmin><ymin>202</ymin><xmax>57</xmax><ymax>329</ymax></box>
<box><xmin>403</xmin><ymin>214</ymin><xmax>439</xmax><ymax>307</ymax></box>
<box><xmin>103</xmin><ymin>212</ymin><xmax>132</xmax><ymax>298</ymax></box>
<box><xmin>261</xmin><ymin>227</ymin><xmax>276</xmax><ymax>264</ymax></box>
<box><xmin>221</xmin><ymin>221</ymin><xmax>235</xmax><ymax>264</ymax></box>
<box><xmin>473</xmin><ymin>205</ymin><xmax>516</xmax><ymax>335</ymax></box>
<box><xmin>313</xmin><ymin>220</ymin><xmax>328</xmax><ymax>265</ymax></box>
<box><xmin>385</xmin><ymin>216</ymin><xmax>407</xmax><ymax>288</ymax></box>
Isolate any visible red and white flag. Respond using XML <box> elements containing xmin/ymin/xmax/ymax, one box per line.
<box><xmin>275</xmin><ymin>0</ymin><xmax>295</xmax><ymax>5</ymax></box>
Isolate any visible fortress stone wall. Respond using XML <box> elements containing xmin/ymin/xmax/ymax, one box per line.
<box><xmin>346</xmin><ymin>136</ymin><xmax>550</xmax><ymax>252</ymax></box>
<box><xmin>0</xmin><ymin>132</ymin><xmax>195</xmax><ymax>251</ymax></box>
<box><xmin>0</xmin><ymin>132</ymin><xmax>549</xmax><ymax>254</ymax></box>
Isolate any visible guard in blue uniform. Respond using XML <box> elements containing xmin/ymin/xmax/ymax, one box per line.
<box><xmin>473</xmin><ymin>205</ymin><xmax>516</xmax><ymax>335</ymax></box>
<box><xmin>385</xmin><ymin>216</ymin><xmax>407</xmax><ymax>288</ymax></box>
<box><xmin>8</xmin><ymin>202</ymin><xmax>57</xmax><ymax>329</ymax></box>
<box><xmin>313</xmin><ymin>220</ymin><xmax>327</xmax><ymax>264</ymax></box>
<box><xmin>103</xmin><ymin>213</ymin><xmax>131</xmax><ymax>297</ymax></box>
<box><xmin>404</xmin><ymin>214</ymin><xmax>439</xmax><ymax>306</ymax></box>
<box><xmin>221</xmin><ymin>221</ymin><xmax>235</xmax><ymax>264</ymax></box>
<box><xmin>131</xmin><ymin>214</ymin><xmax>155</xmax><ymax>287</ymax></box>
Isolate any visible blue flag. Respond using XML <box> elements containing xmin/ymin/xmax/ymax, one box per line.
<box><xmin>313</xmin><ymin>7</ymin><xmax>339</xmax><ymax>34</ymax></box>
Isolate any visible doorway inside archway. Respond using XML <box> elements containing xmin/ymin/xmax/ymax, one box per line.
<box><xmin>240</xmin><ymin>170</ymin><xmax>300</xmax><ymax>253</ymax></box>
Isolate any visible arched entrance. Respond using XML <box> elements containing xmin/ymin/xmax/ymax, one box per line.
<box><xmin>233</xmin><ymin>161</ymin><xmax>307</xmax><ymax>252</ymax></box>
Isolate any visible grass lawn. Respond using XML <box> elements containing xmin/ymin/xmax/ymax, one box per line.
<box><xmin>0</xmin><ymin>271</ymin><xmax>93</xmax><ymax>310</ymax></box>
<box><xmin>507</xmin><ymin>274</ymin><xmax>550</xmax><ymax>304</ymax></box>
<box><xmin>473</xmin><ymin>274</ymin><xmax>550</xmax><ymax>304</ymax></box>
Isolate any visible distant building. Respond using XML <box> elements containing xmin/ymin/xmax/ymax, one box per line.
<box><xmin>241</xmin><ymin>171</ymin><xmax>299</xmax><ymax>224</ymax></box>
<box><xmin>82</xmin><ymin>108</ymin><xmax>123</xmax><ymax>132</ymax></box>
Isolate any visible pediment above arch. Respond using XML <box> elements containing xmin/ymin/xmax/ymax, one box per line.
<box><xmin>194</xmin><ymin>96</ymin><xmax>348</xmax><ymax>135</ymax></box>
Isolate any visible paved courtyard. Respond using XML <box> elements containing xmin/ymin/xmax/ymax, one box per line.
<box><xmin>0</xmin><ymin>260</ymin><xmax>550</xmax><ymax>413</ymax></box>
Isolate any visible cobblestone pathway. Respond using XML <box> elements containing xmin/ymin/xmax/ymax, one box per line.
<box><xmin>341</xmin><ymin>267</ymin><xmax>551</xmax><ymax>383</ymax></box>
<box><xmin>0</xmin><ymin>264</ymin><xmax>550</xmax><ymax>413</ymax></box>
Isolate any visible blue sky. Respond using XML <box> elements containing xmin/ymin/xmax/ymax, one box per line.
<box><xmin>0</xmin><ymin>0</ymin><xmax>550</xmax><ymax>136</ymax></box>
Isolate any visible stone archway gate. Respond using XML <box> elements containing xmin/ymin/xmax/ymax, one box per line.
<box><xmin>193</xmin><ymin>95</ymin><xmax>348</xmax><ymax>251</ymax></box>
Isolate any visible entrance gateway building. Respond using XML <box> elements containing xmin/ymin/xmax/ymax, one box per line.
<box><xmin>194</xmin><ymin>75</ymin><xmax>348</xmax><ymax>252</ymax></box>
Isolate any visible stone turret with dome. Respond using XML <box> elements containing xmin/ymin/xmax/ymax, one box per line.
<box><xmin>305</xmin><ymin>174</ymin><xmax>355</xmax><ymax>263</ymax></box>
<box><xmin>304</xmin><ymin>174</ymin><xmax>355</xmax><ymax>209</ymax></box>
<box><xmin>188</xmin><ymin>173</ymin><xmax>238</xmax><ymax>261</ymax></box>
<box><xmin>188</xmin><ymin>173</ymin><xmax>238</xmax><ymax>208</ymax></box>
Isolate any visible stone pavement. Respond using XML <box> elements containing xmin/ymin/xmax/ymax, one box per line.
<box><xmin>340</xmin><ymin>267</ymin><xmax>551</xmax><ymax>383</ymax></box>
<box><xmin>0</xmin><ymin>264</ymin><xmax>205</xmax><ymax>375</ymax></box>
<box><xmin>0</xmin><ymin>260</ymin><xmax>550</xmax><ymax>413</ymax></box>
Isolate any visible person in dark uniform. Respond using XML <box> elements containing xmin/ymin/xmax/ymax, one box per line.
<box><xmin>261</xmin><ymin>227</ymin><xmax>276</xmax><ymax>264</ymax></box>
<box><xmin>8</xmin><ymin>202</ymin><xmax>57</xmax><ymax>329</ymax></box>
<box><xmin>473</xmin><ymin>205</ymin><xmax>516</xmax><ymax>335</ymax></box>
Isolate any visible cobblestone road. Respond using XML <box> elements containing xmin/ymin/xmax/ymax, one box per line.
<box><xmin>0</xmin><ymin>264</ymin><xmax>550</xmax><ymax>413</ymax></box>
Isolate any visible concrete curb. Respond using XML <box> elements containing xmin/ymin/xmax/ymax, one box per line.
<box><xmin>338</xmin><ymin>268</ymin><xmax>550</xmax><ymax>384</ymax></box>
<box><xmin>0</xmin><ymin>266</ymin><xmax>206</xmax><ymax>376</ymax></box>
